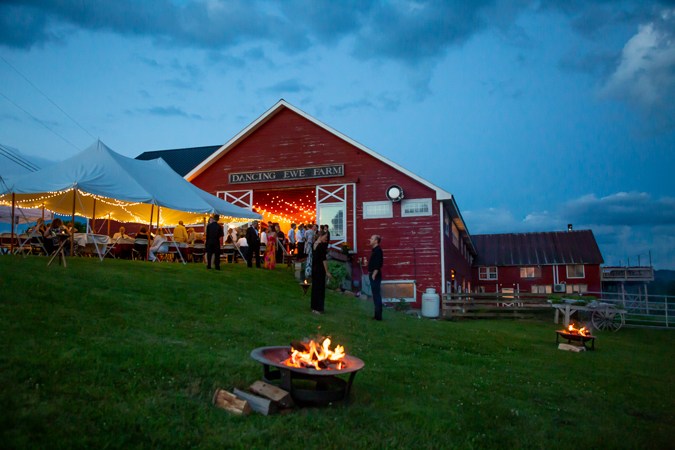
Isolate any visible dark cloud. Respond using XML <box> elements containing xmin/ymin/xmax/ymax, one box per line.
<box><xmin>353</xmin><ymin>1</ymin><xmax>491</xmax><ymax>64</ymax></box>
<box><xmin>0</xmin><ymin>4</ymin><xmax>53</xmax><ymax>49</ymax></box>
<box><xmin>564</xmin><ymin>193</ymin><xmax>675</xmax><ymax>226</ymax></box>
<box><xmin>0</xmin><ymin>0</ymin><xmax>496</xmax><ymax>65</ymax></box>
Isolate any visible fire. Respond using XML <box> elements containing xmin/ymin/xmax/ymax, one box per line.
<box><xmin>283</xmin><ymin>338</ymin><xmax>346</xmax><ymax>370</ymax></box>
<box><xmin>565</xmin><ymin>323</ymin><xmax>591</xmax><ymax>336</ymax></box>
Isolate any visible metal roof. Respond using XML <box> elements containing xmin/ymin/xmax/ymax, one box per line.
<box><xmin>135</xmin><ymin>145</ymin><xmax>220</xmax><ymax>177</ymax></box>
<box><xmin>472</xmin><ymin>230</ymin><xmax>604</xmax><ymax>266</ymax></box>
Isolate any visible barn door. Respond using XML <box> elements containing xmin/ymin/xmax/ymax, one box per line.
<box><xmin>218</xmin><ymin>190</ymin><xmax>253</xmax><ymax>210</ymax></box>
<box><xmin>316</xmin><ymin>184</ymin><xmax>348</xmax><ymax>248</ymax></box>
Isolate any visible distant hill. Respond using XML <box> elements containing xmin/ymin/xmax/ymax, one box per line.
<box><xmin>650</xmin><ymin>270</ymin><xmax>675</xmax><ymax>296</ymax></box>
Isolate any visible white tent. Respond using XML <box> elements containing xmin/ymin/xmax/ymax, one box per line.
<box><xmin>0</xmin><ymin>205</ymin><xmax>52</xmax><ymax>224</ymax></box>
<box><xmin>0</xmin><ymin>140</ymin><xmax>261</xmax><ymax>226</ymax></box>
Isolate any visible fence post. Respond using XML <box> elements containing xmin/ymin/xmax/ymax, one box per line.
<box><xmin>666</xmin><ymin>296</ymin><xmax>670</xmax><ymax>329</ymax></box>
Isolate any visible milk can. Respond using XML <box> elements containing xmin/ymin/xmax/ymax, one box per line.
<box><xmin>421</xmin><ymin>288</ymin><xmax>440</xmax><ymax>318</ymax></box>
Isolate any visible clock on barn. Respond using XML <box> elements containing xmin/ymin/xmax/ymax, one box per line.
<box><xmin>386</xmin><ymin>185</ymin><xmax>404</xmax><ymax>202</ymax></box>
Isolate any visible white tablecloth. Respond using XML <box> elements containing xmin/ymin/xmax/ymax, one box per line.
<box><xmin>74</xmin><ymin>233</ymin><xmax>111</xmax><ymax>247</ymax></box>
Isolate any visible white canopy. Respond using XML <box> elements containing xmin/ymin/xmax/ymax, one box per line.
<box><xmin>0</xmin><ymin>140</ymin><xmax>261</xmax><ymax>226</ymax></box>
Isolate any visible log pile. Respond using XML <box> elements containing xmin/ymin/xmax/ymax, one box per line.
<box><xmin>212</xmin><ymin>381</ymin><xmax>294</xmax><ymax>415</ymax></box>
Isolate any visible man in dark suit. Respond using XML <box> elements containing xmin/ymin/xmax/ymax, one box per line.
<box><xmin>368</xmin><ymin>234</ymin><xmax>384</xmax><ymax>320</ymax></box>
<box><xmin>245</xmin><ymin>220</ymin><xmax>261</xmax><ymax>268</ymax></box>
<box><xmin>205</xmin><ymin>214</ymin><xmax>224</xmax><ymax>270</ymax></box>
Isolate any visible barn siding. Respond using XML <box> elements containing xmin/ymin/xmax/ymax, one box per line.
<box><xmin>191</xmin><ymin>107</ymin><xmax>464</xmax><ymax>305</ymax></box>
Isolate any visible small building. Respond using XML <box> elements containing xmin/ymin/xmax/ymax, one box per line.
<box><xmin>471</xmin><ymin>230</ymin><xmax>604</xmax><ymax>295</ymax></box>
<box><xmin>142</xmin><ymin>100</ymin><xmax>476</xmax><ymax>306</ymax></box>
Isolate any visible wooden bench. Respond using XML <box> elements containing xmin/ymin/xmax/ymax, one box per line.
<box><xmin>442</xmin><ymin>293</ymin><xmax>552</xmax><ymax>320</ymax></box>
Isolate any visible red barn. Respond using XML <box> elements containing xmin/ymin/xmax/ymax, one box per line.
<box><xmin>471</xmin><ymin>230</ymin><xmax>604</xmax><ymax>295</ymax></box>
<box><xmin>183</xmin><ymin>100</ymin><xmax>476</xmax><ymax>306</ymax></box>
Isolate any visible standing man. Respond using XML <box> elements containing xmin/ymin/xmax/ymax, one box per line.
<box><xmin>288</xmin><ymin>223</ymin><xmax>296</xmax><ymax>255</ymax></box>
<box><xmin>368</xmin><ymin>235</ymin><xmax>384</xmax><ymax>321</ymax></box>
<box><xmin>245</xmin><ymin>220</ymin><xmax>261</xmax><ymax>268</ymax></box>
<box><xmin>205</xmin><ymin>214</ymin><xmax>224</xmax><ymax>270</ymax></box>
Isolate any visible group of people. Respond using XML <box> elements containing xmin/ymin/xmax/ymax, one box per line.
<box><xmin>199</xmin><ymin>215</ymin><xmax>384</xmax><ymax>320</ymax></box>
<box><xmin>27</xmin><ymin>217</ymin><xmax>76</xmax><ymax>255</ymax></box>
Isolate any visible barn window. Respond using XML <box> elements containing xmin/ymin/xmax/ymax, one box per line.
<box><xmin>566</xmin><ymin>283</ymin><xmax>588</xmax><ymax>294</ymax></box>
<box><xmin>318</xmin><ymin>203</ymin><xmax>345</xmax><ymax>239</ymax></box>
<box><xmin>401</xmin><ymin>198</ymin><xmax>432</xmax><ymax>217</ymax></box>
<box><xmin>531</xmin><ymin>285</ymin><xmax>552</xmax><ymax>294</ymax></box>
<box><xmin>451</xmin><ymin>222</ymin><xmax>460</xmax><ymax>248</ymax></box>
<box><xmin>381</xmin><ymin>280</ymin><xmax>416</xmax><ymax>303</ymax></box>
<box><xmin>479</xmin><ymin>266</ymin><xmax>498</xmax><ymax>280</ymax></box>
<box><xmin>363</xmin><ymin>201</ymin><xmax>393</xmax><ymax>219</ymax></box>
<box><xmin>566</xmin><ymin>264</ymin><xmax>585</xmax><ymax>279</ymax></box>
<box><xmin>520</xmin><ymin>266</ymin><xmax>541</xmax><ymax>278</ymax></box>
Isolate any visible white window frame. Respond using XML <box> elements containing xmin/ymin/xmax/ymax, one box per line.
<box><xmin>566</xmin><ymin>264</ymin><xmax>585</xmax><ymax>279</ymax></box>
<box><xmin>479</xmin><ymin>266</ymin><xmax>498</xmax><ymax>280</ymax></box>
<box><xmin>363</xmin><ymin>201</ymin><xmax>393</xmax><ymax>219</ymax></box>
<box><xmin>401</xmin><ymin>198</ymin><xmax>432</xmax><ymax>217</ymax></box>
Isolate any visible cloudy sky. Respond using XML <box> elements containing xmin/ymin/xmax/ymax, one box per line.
<box><xmin>1</xmin><ymin>0</ymin><xmax>674</xmax><ymax>268</ymax></box>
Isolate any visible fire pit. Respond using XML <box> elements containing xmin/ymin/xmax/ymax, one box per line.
<box><xmin>250</xmin><ymin>340</ymin><xmax>365</xmax><ymax>406</ymax></box>
<box><xmin>556</xmin><ymin>324</ymin><xmax>596</xmax><ymax>350</ymax></box>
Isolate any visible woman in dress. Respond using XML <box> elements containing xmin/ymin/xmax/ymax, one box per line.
<box><xmin>263</xmin><ymin>227</ymin><xmax>277</xmax><ymax>270</ymax></box>
<box><xmin>275</xmin><ymin>224</ymin><xmax>285</xmax><ymax>264</ymax></box>
<box><xmin>310</xmin><ymin>231</ymin><xmax>333</xmax><ymax>314</ymax></box>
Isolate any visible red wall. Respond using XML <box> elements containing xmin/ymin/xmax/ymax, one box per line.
<box><xmin>191</xmin><ymin>107</ymin><xmax>467</xmax><ymax>305</ymax></box>
<box><xmin>472</xmin><ymin>264</ymin><xmax>602</xmax><ymax>294</ymax></box>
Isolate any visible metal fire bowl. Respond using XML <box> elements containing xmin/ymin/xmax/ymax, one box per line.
<box><xmin>556</xmin><ymin>330</ymin><xmax>595</xmax><ymax>342</ymax></box>
<box><xmin>250</xmin><ymin>346</ymin><xmax>365</xmax><ymax>376</ymax></box>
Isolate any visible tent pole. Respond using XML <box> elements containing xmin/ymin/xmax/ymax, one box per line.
<box><xmin>107</xmin><ymin>213</ymin><xmax>111</xmax><ymax>235</ymax></box>
<box><xmin>41</xmin><ymin>204</ymin><xmax>45</xmax><ymax>221</ymax></box>
<box><xmin>92</xmin><ymin>198</ymin><xmax>97</xmax><ymax>234</ymax></box>
<box><xmin>10</xmin><ymin>193</ymin><xmax>16</xmax><ymax>254</ymax></box>
<box><xmin>146</xmin><ymin>204</ymin><xmax>154</xmax><ymax>260</ymax></box>
<box><xmin>70</xmin><ymin>188</ymin><xmax>77</xmax><ymax>256</ymax></box>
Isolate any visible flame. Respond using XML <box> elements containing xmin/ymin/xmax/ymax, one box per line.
<box><xmin>283</xmin><ymin>338</ymin><xmax>346</xmax><ymax>370</ymax></box>
<box><xmin>564</xmin><ymin>323</ymin><xmax>591</xmax><ymax>336</ymax></box>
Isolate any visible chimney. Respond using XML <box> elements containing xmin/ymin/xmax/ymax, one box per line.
<box><xmin>567</xmin><ymin>224</ymin><xmax>573</xmax><ymax>232</ymax></box>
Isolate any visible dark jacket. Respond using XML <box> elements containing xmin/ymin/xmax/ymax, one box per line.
<box><xmin>368</xmin><ymin>246</ymin><xmax>383</xmax><ymax>280</ymax></box>
<box><xmin>246</xmin><ymin>226</ymin><xmax>260</xmax><ymax>250</ymax></box>
<box><xmin>205</xmin><ymin>221</ymin><xmax>224</xmax><ymax>249</ymax></box>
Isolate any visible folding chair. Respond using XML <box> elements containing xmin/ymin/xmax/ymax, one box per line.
<box><xmin>132</xmin><ymin>238</ymin><xmax>148</xmax><ymax>260</ymax></box>
<box><xmin>191</xmin><ymin>243</ymin><xmax>205</xmax><ymax>263</ymax></box>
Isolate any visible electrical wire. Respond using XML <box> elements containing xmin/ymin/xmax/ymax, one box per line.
<box><xmin>0</xmin><ymin>92</ymin><xmax>81</xmax><ymax>150</ymax></box>
<box><xmin>0</xmin><ymin>55</ymin><xmax>96</xmax><ymax>140</ymax></box>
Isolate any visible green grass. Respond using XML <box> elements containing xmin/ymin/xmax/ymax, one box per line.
<box><xmin>1</xmin><ymin>256</ymin><xmax>674</xmax><ymax>449</ymax></box>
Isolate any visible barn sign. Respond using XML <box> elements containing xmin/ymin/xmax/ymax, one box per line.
<box><xmin>228</xmin><ymin>164</ymin><xmax>344</xmax><ymax>184</ymax></box>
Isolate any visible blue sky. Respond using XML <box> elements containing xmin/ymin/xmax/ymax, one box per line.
<box><xmin>1</xmin><ymin>0</ymin><xmax>674</xmax><ymax>268</ymax></box>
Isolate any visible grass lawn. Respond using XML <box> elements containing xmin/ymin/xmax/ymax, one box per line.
<box><xmin>1</xmin><ymin>256</ymin><xmax>673</xmax><ymax>449</ymax></box>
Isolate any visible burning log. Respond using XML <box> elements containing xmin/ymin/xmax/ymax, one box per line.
<box><xmin>284</xmin><ymin>338</ymin><xmax>346</xmax><ymax>371</ymax></box>
<box><xmin>212</xmin><ymin>388</ymin><xmax>251</xmax><ymax>415</ymax></box>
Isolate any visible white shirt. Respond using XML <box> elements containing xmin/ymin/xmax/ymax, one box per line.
<box><xmin>288</xmin><ymin>228</ymin><xmax>296</xmax><ymax>244</ymax></box>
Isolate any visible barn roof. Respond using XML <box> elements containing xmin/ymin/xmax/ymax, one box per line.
<box><xmin>135</xmin><ymin>145</ymin><xmax>220</xmax><ymax>177</ymax></box>
<box><xmin>185</xmin><ymin>99</ymin><xmax>454</xmax><ymax>201</ymax></box>
<box><xmin>472</xmin><ymin>230</ymin><xmax>604</xmax><ymax>266</ymax></box>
